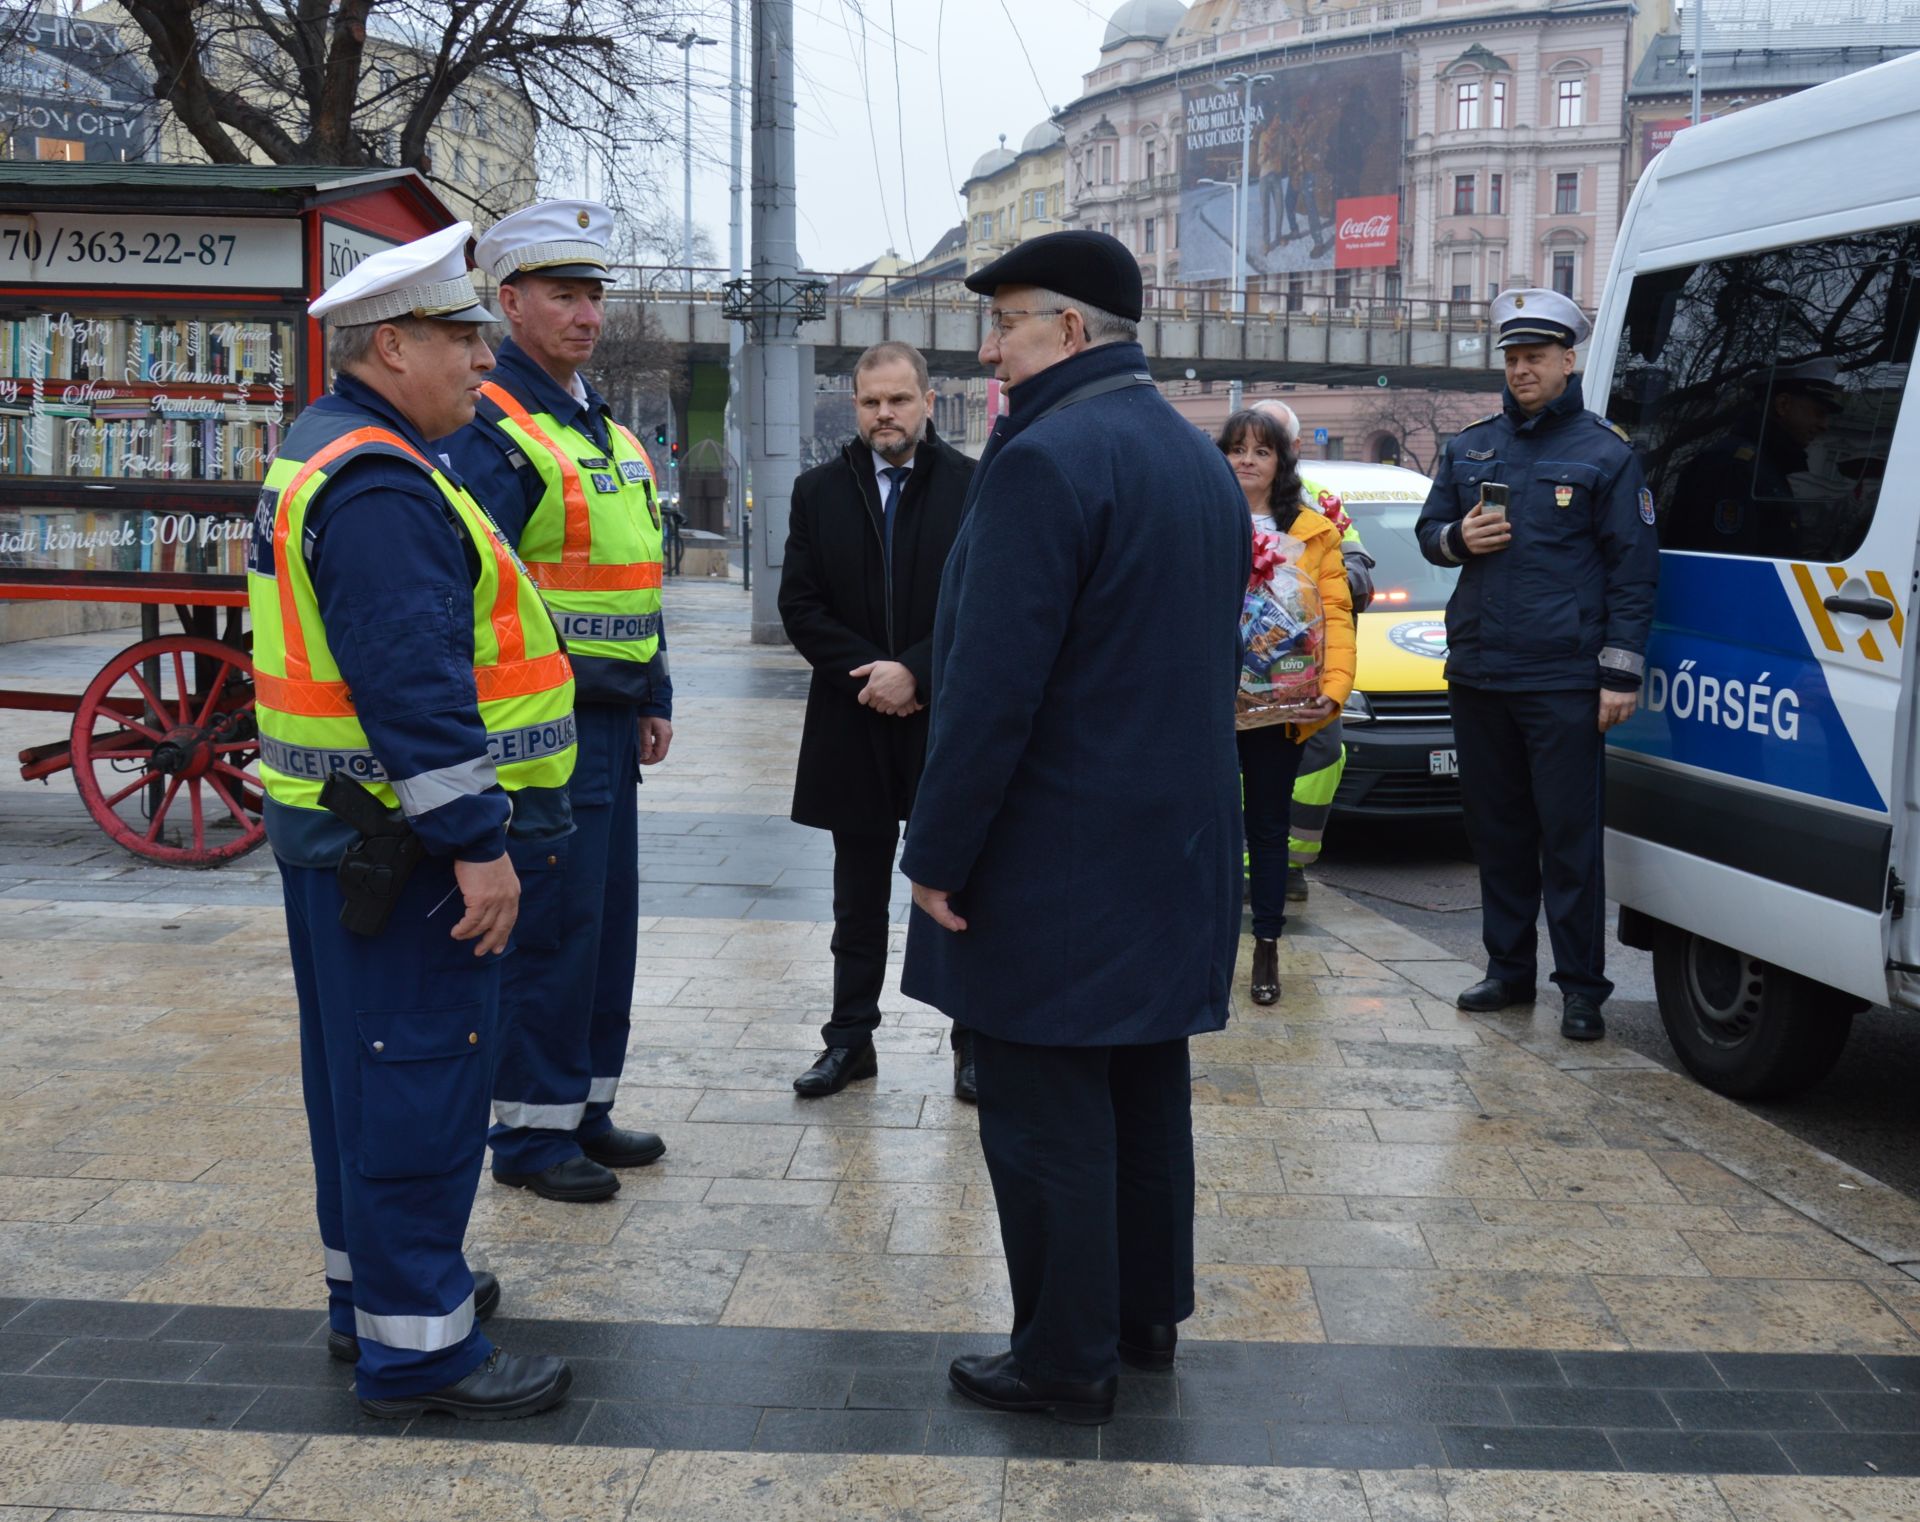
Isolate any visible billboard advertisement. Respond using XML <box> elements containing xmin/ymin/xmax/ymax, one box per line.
<box><xmin>0</xmin><ymin>10</ymin><xmax>154</xmax><ymax>162</ymax></box>
<box><xmin>1181</xmin><ymin>54</ymin><xmax>1404</xmax><ymax>281</ymax></box>
<box><xmin>1640</xmin><ymin>116</ymin><xmax>1691</xmax><ymax>166</ymax></box>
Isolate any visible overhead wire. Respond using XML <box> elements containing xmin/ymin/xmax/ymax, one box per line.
<box><xmin>886</xmin><ymin>0</ymin><xmax>917</xmax><ymax>259</ymax></box>
<box><xmin>935</xmin><ymin>0</ymin><xmax>966</xmax><ymax>227</ymax></box>
<box><xmin>995</xmin><ymin>0</ymin><xmax>1054</xmax><ymax>118</ymax></box>
<box><xmin>839</xmin><ymin>0</ymin><xmax>899</xmax><ymax>254</ymax></box>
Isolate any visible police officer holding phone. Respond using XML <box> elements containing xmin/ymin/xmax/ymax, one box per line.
<box><xmin>1415</xmin><ymin>288</ymin><xmax>1658</xmax><ymax>1042</ymax></box>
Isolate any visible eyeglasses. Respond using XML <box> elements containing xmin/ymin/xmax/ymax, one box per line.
<box><xmin>986</xmin><ymin>307</ymin><xmax>1065</xmax><ymax>336</ymax></box>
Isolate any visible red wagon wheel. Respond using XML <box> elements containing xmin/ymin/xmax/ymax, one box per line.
<box><xmin>69</xmin><ymin>634</ymin><xmax>266</xmax><ymax>867</ymax></box>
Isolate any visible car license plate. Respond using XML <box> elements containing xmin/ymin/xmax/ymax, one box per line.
<box><xmin>1429</xmin><ymin>749</ymin><xmax>1459</xmax><ymax>777</ymax></box>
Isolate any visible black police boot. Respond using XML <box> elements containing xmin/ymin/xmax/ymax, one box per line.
<box><xmin>1561</xmin><ymin>995</ymin><xmax>1606</xmax><ymax>1042</ymax></box>
<box><xmin>952</xmin><ymin>1026</ymin><xmax>978</xmax><ymax>1105</ymax></box>
<box><xmin>948</xmin><ymin>1351</ymin><xmax>1117</xmax><ymax>1426</ymax></box>
<box><xmin>793</xmin><ymin>1041</ymin><xmax>878</xmax><ymax>1098</ymax></box>
<box><xmin>580</xmin><ymin>1126</ymin><xmax>665</xmax><ymax>1168</ymax></box>
<box><xmin>359</xmin><ymin>1349</ymin><xmax>572</xmax><ymax>1422</ymax></box>
<box><xmin>1251</xmin><ymin>938</ymin><xmax>1280</xmax><ymax>1006</ymax></box>
<box><xmin>330</xmin><ymin>1271</ymin><xmax>500</xmax><ymax>1363</ymax></box>
<box><xmin>1286</xmin><ymin>867</ymin><xmax>1310</xmax><ymax>903</ymax></box>
<box><xmin>492</xmin><ymin>1154</ymin><xmax>621</xmax><ymax>1202</ymax></box>
<box><xmin>1118</xmin><ymin>1321</ymin><xmax>1178</xmax><ymax>1372</ymax></box>
<box><xmin>1456</xmin><ymin>977</ymin><xmax>1537</xmax><ymax>1013</ymax></box>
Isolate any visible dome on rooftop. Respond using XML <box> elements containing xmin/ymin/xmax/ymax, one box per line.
<box><xmin>1102</xmin><ymin>0</ymin><xmax>1186</xmax><ymax>50</ymax></box>
<box><xmin>969</xmin><ymin>135</ymin><xmax>1017</xmax><ymax>180</ymax></box>
<box><xmin>1020</xmin><ymin>120</ymin><xmax>1065</xmax><ymax>154</ymax></box>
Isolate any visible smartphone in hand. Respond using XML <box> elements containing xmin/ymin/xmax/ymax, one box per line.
<box><xmin>1477</xmin><ymin>482</ymin><xmax>1510</xmax><ymax>520</ymax></box>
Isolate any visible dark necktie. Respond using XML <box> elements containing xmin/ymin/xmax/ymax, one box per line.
<box><xmin>882</xmin><ymin>465</ymin><xmax>909</xmax><ymax>563</ymax></box>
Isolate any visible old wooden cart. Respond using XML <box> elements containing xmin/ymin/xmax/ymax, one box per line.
<box><xmin>0</xmin><ymin>165</ymin><xmax>457</xmax><ymax>864</ymax></box>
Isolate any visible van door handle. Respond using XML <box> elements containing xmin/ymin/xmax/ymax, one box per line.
<box><xmin>1823</xmin><ymin>595</ymin><xmax>1897</xmax><ymax>620</ymax></box>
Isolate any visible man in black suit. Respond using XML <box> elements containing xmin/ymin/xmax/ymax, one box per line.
<box><xmin>779</xmin><ymin>342</ymin><xmax>974</xmax><ymax>1099</ymax></box>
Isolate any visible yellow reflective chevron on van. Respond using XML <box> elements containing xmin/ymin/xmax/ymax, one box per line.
<box><xmin>1788</xmin><ymin>562</ymin><xmax>1905</xmax><ymax>662</ymax></box>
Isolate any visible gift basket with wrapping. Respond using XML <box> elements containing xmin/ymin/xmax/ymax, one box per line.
<box><xmin>1237</xmin><ymin>530</ymin><xmax>1325</xmax><ymax>730</ymax></box>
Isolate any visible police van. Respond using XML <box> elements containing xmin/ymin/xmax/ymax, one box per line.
<box><xmin>1589</xmin><ymin>52</ymin><xmax>1920</xmax><ymax>1099</ymax></box>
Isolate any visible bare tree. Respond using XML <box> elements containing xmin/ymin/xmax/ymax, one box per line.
<box><xmin>1352</xmin><ymin>386</ymin><xmax>1496</xmax><ymax>475</ymax></box>
<box><xmin>590</xmin><ymin>294</ymin><xmax>682</xmax><ymax>430</ymax></box>
<box><xmin>89</xmin><ymin>0</ymin><xmax>692</xmax><ymax>214</ymax></box>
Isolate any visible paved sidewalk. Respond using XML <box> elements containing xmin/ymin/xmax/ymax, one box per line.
<box><xmin>1</xmin><ymin>581</ymin><xmax>1919</xmax><ymax>1518</ymax></box>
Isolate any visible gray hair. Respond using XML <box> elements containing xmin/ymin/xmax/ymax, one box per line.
<box><xmin>1029</xmin><ymin>285</ymin><xmax>1138</xmax><ymax>345</ymax></box>
<box><xmin>854</xmin><ymin>340</ymin><xmax>931</xmax><ymax>392</ymax></box>
<box><xmin>325</xmin><ymin>315</ymin><xmax>433</xmax><ymax>372</ymax></box>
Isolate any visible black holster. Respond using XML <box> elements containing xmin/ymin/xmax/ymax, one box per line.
<box><xmin>321</xmin><ymin>774</ymin><xmax>425</xmax><ymax>937</ymax></box>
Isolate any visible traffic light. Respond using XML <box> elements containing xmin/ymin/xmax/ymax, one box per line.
<box><xmin>654</xmin><ymin>425</ymin><xmax>667</xmax><ymax>448</ymax></box>
<box><xmin>668</xmin><ymin>441</ymin><xmax>680</xmax><ymax>470</ymax></box>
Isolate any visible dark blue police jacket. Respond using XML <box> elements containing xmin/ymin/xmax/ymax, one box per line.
<box><xmin>1415</xmin><ymin>375</ymin><xmax>1658</xmax><ymax>693</ymax></box>
<box><xmin>899</xmin><ymin>342</ymin><xmax>1251</xmax><ymax>1047</ymax></box>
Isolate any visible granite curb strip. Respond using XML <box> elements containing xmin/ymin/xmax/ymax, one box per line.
<box><xmin>1</xmin><ymin>1297</ymin><xmax>1918</xmax><ymax>1472</ymax></box>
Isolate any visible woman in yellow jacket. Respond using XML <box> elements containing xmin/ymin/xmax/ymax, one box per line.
<box><xmin>1218</xmin><ymin>408</ymin><xmax>1356</xmax><ymax>1006</ymax></box>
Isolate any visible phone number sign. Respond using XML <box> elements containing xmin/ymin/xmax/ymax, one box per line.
<box><xmin>0</xmin><ymin>213</ymin><xmax>301</xmax><ymax>290</ymax></box>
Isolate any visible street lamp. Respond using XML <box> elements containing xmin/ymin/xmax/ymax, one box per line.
<box><xmin>655</xmin><ymin>29</ymin><xmax>719</xmax><ymax>294</ymax></box>
<box><xmin>1217</xmin><ymin>70</ymin><xmax>1271</xmax><ymax>412</ymax></box>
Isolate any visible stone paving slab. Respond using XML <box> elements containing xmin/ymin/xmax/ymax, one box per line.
<box><xmin>4</xmin><ymin>583</ymin><xmax>1920</xmax><ymax>1515</ymax></box>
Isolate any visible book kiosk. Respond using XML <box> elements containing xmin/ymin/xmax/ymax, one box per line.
<box><xmin>0</xmin><ymin>165</ymin><xmax>459</xmax><ymax>864</ymax></box>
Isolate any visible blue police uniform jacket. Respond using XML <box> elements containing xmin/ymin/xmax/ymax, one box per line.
<box><xmin>438</xmin><ymin>338</ymin><xmax>672</xmax><ymax>717</ymax></box>
<box><xmin>1414</xmin><ymin>374</ymin><xmax>1659</xmax><ymax>693</ymax></box>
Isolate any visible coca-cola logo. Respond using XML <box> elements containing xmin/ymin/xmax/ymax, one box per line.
<box><xmin>1334</xmin><ymin>195</ymin><xmax>1398</xmax><ymax>270</ymax></box>
<box><xmin>1338</xmin><ymin>214</ymin><xmax>1393</xmax><ymax>239</ymax></box>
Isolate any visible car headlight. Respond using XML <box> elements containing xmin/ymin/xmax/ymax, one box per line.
<box><xmin>1341</xmin><ymin>690</ymin><xmax>1374</xmax><ymax>723</ymax></box>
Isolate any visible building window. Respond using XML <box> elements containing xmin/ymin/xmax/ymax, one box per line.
<box><xmin>1487</xmin><ymin>248</ymin><xmax>1503</xmax><ymax>298</ymax></box>
<box><xmin>1556</xmin><ymin>76</ymin><xmax>1584</xmax><ymax>127</ymax></box>
<box><xmin>453</xmin><ymin>147</ymin><xmax>467</xmax><ymax>181</ymax></box>
<box><xmin>1451</xmin><ymin>250</ymin><xmax>1472</xmax><ymax>303</ymax></box>
<box><xmin>473</xmin><ymin>104</ymin><xmax>488</xmax><ymax>140</ymax></box>
<box><xmin>378</xmin><ymin>64</ymin><xmax>395</xmax><ymax>94</ymax></box>
<box><xmin>1144</xmin><ymin>217</ymin><xmax>1157</xmax><ymax>253</ymax></box>
<box><xmin>1491</xmin><ymin>77</ymin><xmax>1508</xmax><ymax>128</ymax></box>
<box><xmin>1100</xmin><ymin>144</ymin><xmax>1114</xmax><ymax>184</ymax></box>
<box><xmin>1145</xmin><ymin>144</ymin><xmax>1156</xmax><ymax>180</ymax></box>
<box><xmin>1552</xmin><ymin>250</ymin><xmax>1576</xmax><ymax>297</ymax></box>
<box><xmin>1030</xmin><ymin>190</ymin><xmax>1044</xmax><ymax>219</ymax></box>
<box><xmin>1100</xmin><ymin>221</ymin><xmax>1112</xmax><ymax>236</ymax></box>
<box><xmin>1555</xmin><ymin>172</ymin><xmax>1579</xmax><ymax>214</ymax></box>
<box><xmin>1287</xmin><ymin>273</ymin><xmax>1305</xmax><ymax>312</ymax></box>
<box><xmin>1334</xmin><ymin>272</ymin><xmax>1352</xmax><ymax>308</ymax></box>
<box><xmin>1489</xmin><ymin>173</ymin><xmax>1504</xmax><ymax>215</ymax></box>
<box><xmin>1384</xmin><ymin>269</ymin><xmax>1402</xmax><ymax>301</ymax></box>
<box><xmin>1455</xmin><ymin>79</ymin><xmax>1480</xmax><ymax>131</ymax></box>
<box><xmin>1453</xmin><ymin>174</ymin><xmax>1475</xmax><ymax>216</ymax></box>
<box><xmin>1325</xmin><ymin>436</ymin><xmax>1345</xmax><ymax>460</ymax></box>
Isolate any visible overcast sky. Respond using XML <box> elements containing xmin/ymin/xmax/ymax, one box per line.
<box><xmin>643</xmin><ymin>1</ymin><xmax>1115</xmax><ymax>274</ymax></box>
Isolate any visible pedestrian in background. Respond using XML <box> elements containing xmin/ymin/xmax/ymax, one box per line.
<box><xmin>903</xmin><ymin>231</ymin><xmax>1248</xmax><ymax>1425</ymax></box>
<box><xmin>779</xmin><ymin>342</ymin><xmax>974</xmax><ymax>1099</ymax></box>
<box><xmin>1223</xmin><ymin>408</ymin><xmax>1355</xmax><ymax>1005</ymax></box>
<box><xmin>1414</xmin><ymin>287</ymin><xmax>1658</xmax><ymax>1042</ymax></box>
<box><xmin>441</xmin><ymin>200</ymin><xmax>670</xmax><ymax>1203</ymax></box>
<box><xmin>251</xmin><ymin>225</ymin><xmax>573</xmax><ymax>1420</ymax></box>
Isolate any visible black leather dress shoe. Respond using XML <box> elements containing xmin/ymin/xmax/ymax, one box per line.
<box><xmin>952</xmin><ymin>1027</ymin><xmax>978</xmax><ymax>1105</ymax></box>
<box><xmin>492</xmin><ymin>1154</ymin><xmax>620</xmax><ymax>1202</ymax></box>
<box><xmin>949</xmin><ymin>1351</ymin><xmax>1116</xmax><ymax>1425</ymax></box>
<box><xmin>1561</xmin><ymin>994</ymin><xmax>1606</xmax><ymax>1042</ymax></box>
<box><xmin>1251</xmin><ymin>937</ymin><xmax>1280</xmax><ymax>1006</ymax></box>
<box><xmin>793</xmin><ymin>1042</ymin><xmax>877</xmax><ymax>1098</ymax></box>
<box><xmin>330</xmin><ymin>1271</ymin><xmax>501</xmax><ymax>1362</ymax></box>
<box><xmin>1456</xmin><ymin>977</ymin><xmax>1537</xmax><ymax>1013</ymax></box>
<box><xmin>359</xmin><ymin>1349</ymin><xmax>572</xmax><ymax>1421</ymax></box>
<box><xmin>1118</xmin><ymin>1321</ymin><xmax>1178</xmax><ymax>1371</ymax></box>
<box><xmin>580</xmin><ymin>1126</ymin><xmax>665</xmax><ymax>1168</ymax></box>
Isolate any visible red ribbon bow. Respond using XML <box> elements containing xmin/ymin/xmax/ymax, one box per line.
<box><xmin>1249</xmin><ymin>530</ymin><xmax>1285</xmax><ymax>592</ymax></box>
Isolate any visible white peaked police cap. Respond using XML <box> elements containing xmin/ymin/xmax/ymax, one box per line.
<box><xmin>1491</xmin><ymin>287</ymin><xmax>1591</xmax><ymax>349</ymax></box>
<box><xmin>475</xmin><ymin>199</ymin><xmax>615</xmax><ymax>283</ymax></box>
<box><xmin>308</xmin><ymin>223</ymin><xmax>497</xmax><ymax>326</ymax></box>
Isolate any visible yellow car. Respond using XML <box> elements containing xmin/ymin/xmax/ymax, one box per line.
<box><xmin>1297</xmin><ymin>461</ymin><xmax>1462</xmax><ymax>816</ymax></box>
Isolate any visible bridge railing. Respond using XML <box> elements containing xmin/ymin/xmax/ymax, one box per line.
<box><xmin>605</xmin><ymin>263</ymin><xmax>1509</xmax><ymax>336</ymax></box>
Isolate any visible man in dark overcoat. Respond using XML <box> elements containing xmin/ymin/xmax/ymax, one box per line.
<box><xmin>901</xmin><ymin>232</ymin><xmax>1250</xmax><ymax>1425</ymax></box>
<box><xmin>779</xmin><ymin>341</ymin><xmax>974</xmax><ymax>1098</ymax></box>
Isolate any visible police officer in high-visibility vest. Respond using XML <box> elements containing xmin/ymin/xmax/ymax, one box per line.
<box><xmin>251</xmin><ymin>224</ymin><xmax>575</xmax><ymax>1420</ymax></box>
<box><xmin>1415</xmin><ymin>288</ymin><xmax>1658</xmax><ymax>1042</ymax></box>
<box><xmin>442</xmin><ymin>201</ymin><xmax>669</xmax><ymax>1203</ymax></box>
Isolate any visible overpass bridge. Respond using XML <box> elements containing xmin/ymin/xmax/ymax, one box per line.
<box><xmin>613</xmin><ymin>267</ymin><xmax>1511</xmax><ymax>392</ymax></box>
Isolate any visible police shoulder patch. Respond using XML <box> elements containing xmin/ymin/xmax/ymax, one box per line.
<box><xmin>1461</xmin><ymin>412</ymin><xmax>1501</xmax><ymax>431</ymax></box>
<box><xmin>1596</xmin><ymin>417</ymin><xmax>1632</xmax><ymax>444</ymax></box>
<box><xmin>1638</xmin><ymin>486</ymin><xmax>1656</xmax><ymax>525</ymax></box>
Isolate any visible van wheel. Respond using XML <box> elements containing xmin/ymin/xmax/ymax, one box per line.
<box><xmin>1652</xmin><ymin>926</ymin><xmax>1857</xmax><ymax>1100</ymax></box>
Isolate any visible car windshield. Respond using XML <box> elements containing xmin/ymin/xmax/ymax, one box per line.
<box><xmin>1344</xmin><ymin>500</ymin><xmax>1458</xmax><ymax>614</ymax></box>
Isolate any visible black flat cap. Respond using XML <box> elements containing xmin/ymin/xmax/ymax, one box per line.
<box><xmin>965</xmin><ymin>229</ymin><xmax>1143</xmax><ymax>324</ymax></box>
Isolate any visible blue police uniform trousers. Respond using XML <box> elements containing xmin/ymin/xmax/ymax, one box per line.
<box><xmin>1449</xmin><ymin>682</ymin><xmax>1614</xmax><ymax>1005</ymax></box>
<box><xmin>490</xmin><ymin>702</ymin><xmax>638</xmax><ymax>1173</ymax></box>
<box><xmin>279</xmin><ymin>853</ymin><xmax>495</xmax><ymax>1401</ymax></box>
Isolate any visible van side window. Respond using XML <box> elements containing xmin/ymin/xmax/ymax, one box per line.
<box><xmin>1607</xmin><ymin>225</ymin><xmax>1919</xmax><ymax>562</ymax></box>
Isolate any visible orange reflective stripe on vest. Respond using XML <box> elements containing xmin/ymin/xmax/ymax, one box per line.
<box><xmin>255</xmin><ymin>649</ymin><xmax>572</xmax><ymax>716</ymax></box>
<box><xmin>478</xmin><ymin>380</ymin><xmax>591</xmax><ymax>568</ymax></box>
